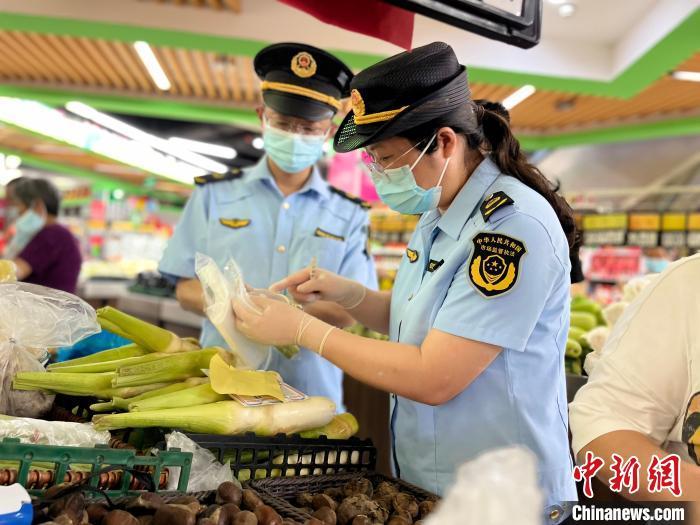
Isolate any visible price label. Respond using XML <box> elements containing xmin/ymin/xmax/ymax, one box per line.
<box><xmin>626</xmin><ymin>231</ymin><xmax>659</xmax><ymax>247</ymax></box>
<box><xmin>583</xmin><ymin>214</ymin><xmax>628</xmax><ymax>231</ymax></box>
<box><xmin>628</xmin><ymin>213</ymin><xmax>660</xmax><ymax>231</ymax></box>
<box><xmin>688</xmin><ymin>213</ymin><xmax>700</xmax><ymax>231</ymax></box>
<box><xmin>584</xmin><ymin>230</ymin><xmax>626</xmax><ymax>246</ymax></box>
<box><xmin>661</xmin><ymin>231</ymin><xmax>686</xmax><ymax>248</ymax></box>
<box><xmin>662</xmin><ymin>213</ymin><xmax>687</xmax><ymax>232</ymax></box>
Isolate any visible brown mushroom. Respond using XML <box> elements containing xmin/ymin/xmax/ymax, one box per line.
<box><xmin>138</xmin><ymin>516</ymin><xmax>155</xmax><ymax>525</ymax></box>
<box><xmin>391</xmin><ymin>494</ymin><xmax>418</xmax><ymax>519</ymax></box>
<box><xmin>86</xmin><ymin>503</ymin><xmax>109</xmax><ymax>525</ymax></box>
<box><xmin>322</xmin><ymin>488</ymin><xmax>344</xmax><ymax>502</ymax></box>
<box><xmin>153</xmin><ymin>505</ymin><xmax>196</xmax><ymax>525</ymax></box>
<box><xmin>253</xmin><ymin>505</ymin><xmax>282</xmax><ymax>525</ymax></box>
<box><xmin>216</xmin><ymin>482</ymin><xmax>243</xmax><ymax>506</ymax></box>
<box><xmin>374</xmin><ymin>482</ymin><xmax>398</xmax><ymax>499</ymax></box>
<box><xmin>311</xmin><ymin>507</ymin><xmax>336</xmax><ymax>525</ymax></box>
<box><xmin>103</xmin><ymin>510</ymin><xmax>139</xmax><ymax>525</ymax></box>
<box><xmin>417</xmin><ymin>501</ymin><xmax>435</xmax><ymax>520</ymax></box>
<box><xmin>336</xmin><ymin>496</ymin><xmax>386</xmax><ymax>525</ymax></box>
<box><xmin>296</xmin><ymin>493</ymin><xmax>313</xmax><ymax>508</ymax></box>
<box><xmin>241</xmin><ymin>490</ymin><xmax>264</xmax><ymax>512</ymax></box>
<box><xmin>232</xmin><ymin>510</ymin><xmax>258</xmax><ymax>525</ymax></box>
<box><xmin>342</xmin><ymin>479</ymin><xmax>372</xmax><ymax>499</ymax></box>
<box><xmin>125</xmin><ymin>493</ymin><xmax>164</xmax><ymax>514</ymax></box>
<box><xmin>311</xmin><ymin>494</ymin><xmax>336</xmax><ymax>512</ymax></box>
<box><xmin>349</xmin><ymin>517</ymin><xmax>371</xmax><ymax>525</ymax></box>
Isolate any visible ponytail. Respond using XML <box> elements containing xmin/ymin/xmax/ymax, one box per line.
<box><xmin>472</xmin><ymin>100</ymin><xmax>577</xmax><ymax>248</ymax></box>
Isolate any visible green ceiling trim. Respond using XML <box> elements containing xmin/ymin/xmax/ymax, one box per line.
<box><xmin>0</xmin><ymin>85</ymin><xmax>260</xmax><ymax>127</ymax></box>
<box><xmin>518</xmin><ymin>116</ymin><xmax>700</xmax><ymax>150</ymax></box>
<box><xmin>0</xmin><ymin>145</ymin><xmax>144</xmax><ymax>193</ymax></box>
<box><xmin>0</xmin><ymin>8</ymin><xmax>698</xmax><ymax>98</ymax></box>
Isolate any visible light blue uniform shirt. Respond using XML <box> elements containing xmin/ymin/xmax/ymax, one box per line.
<box><xmin>158</xmin><ymin>157</ymin><xmax>377</xmax><ymax>409</ymax></box>
<box><xmin>389</xmin><ymin>158</ymin><xmax>577</xmax><ymax>513</ymax></box>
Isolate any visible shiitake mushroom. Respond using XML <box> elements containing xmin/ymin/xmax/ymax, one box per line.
<box><xmin>417</xmin><ymin>500</ymin><xmax>434</xmax><ymax>520</ymax></box>
<box><xmin>153</xmin><ymin>505</ymin><xmax>196</xmax><ymax>525</ymax></box>
<box><xmin>232</xmin><ymin>510</ymin><xmax>258</xmax><ymax>525</ymax></box>
<box><xmin>322</xmin><ymin>488</ymin><xmax>343</xmax><ymax>502</ymax></box>
<box><xmin>349</xmin><ymin>517</ymin><xmax>371</xmax><ymax>525</ymax></box>
<box><xmin>391</xmin><ymin>494</ymin><xmax>418</xmax><ymax>519</ymax></box>
<box><xmin>310</xmin><ymin>495</ymin><xmax>336</xmax><ymax>512</ymax></box>
<box><xmin>311</xmin><ymin>507</ymin><xmax>336</xmax><ymax>525</ymax></box>
<box><xmin>374</xmin><ymin>482</ymin><xmax>398</xmax><ymax>499</ymax></box>
<box><xmin>49</xmin><ymin>492</ymin><xmax>85</xmax><ymax>524</ymax></box>
<box><xmin>342</xmin><ymin>479</ymin><xmax>372</xmax><ymax>499</ymax></box>
<box><xmin>296</xmin><ymin>493</ymin><xmax>313</xmax><ymax>508</ymax></box>
<box><xmin>336</xmin><ymin>495</ymin><xmax>386</xmax><ymax>525</ymax></box>
<box><xmin>386</xmin><ymin>517</ymin><xmax>411</xmax><ymax>525</ymax></box>
<box><xmin>253</xmin><ymin>505</ymin><xmax>283</xmax><ymax>525</ymax></box>
<box><xmin>216</xmin><ymin>482</ymin><xmax>243</xmax><ymax>506</ymax></box>
<box><xmin>103</xmin><ymin>510</ymin><xmax>139</xmax><ymax>525</ymax></box>
<box><xmin>207</xmin><ymin>503</ymin><xmax>241</xmax><ymax>525</ymax></box>
<box><xmin>241</xmin><ymin>490</ymin><xmax>264</xmax><ymax>512</ymax></box>
<box><xmin>125</xmin><ymin>493</ymin><xmax>164</xmax><ymax>514</ymax></box>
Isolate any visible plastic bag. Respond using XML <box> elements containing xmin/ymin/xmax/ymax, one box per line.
<box><xmin>165</xmin><ymin>431</ymin><xmax>237</xmax><ymax>492</ymax></box>
<box><xmin>0</xmin><ymin>282</ymin><xmax>100</xmax><ymax>417</ymax></box>
<box><xmin>195</xmin><ymin>253</ymin><xmax>271</xmax><ymax>370</ymax></box>
<box><xmin>425</xmin><ymin>447</ymin><xmax>543</xmax><ymax>525</ymax></box>
<box><xmin>0</xmin><ymin>416</ymin><xmax>109</xmax><ymax>447</ymax></box>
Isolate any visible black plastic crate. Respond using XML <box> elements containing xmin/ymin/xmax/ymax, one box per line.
<box><xmin>251</xmin><ymin>471</ymin><xmax>439</xmax><ymax>521</ymax></box>
<box><xmin>184</xmin><ymin>432</ymin><xmax>377</xmax><ymax>482</ymax></box>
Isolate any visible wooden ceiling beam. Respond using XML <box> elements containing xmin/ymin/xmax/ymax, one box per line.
<box><xmin>157</xmin><ymin>46</ymin><xmax>191</xmax><ymax>96</ymax></box>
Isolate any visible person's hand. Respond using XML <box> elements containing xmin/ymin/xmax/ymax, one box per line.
<box><xmin>232</xmin><ymin>294</ymin><xmax>306</xmax><ymax>347</ymax></box>
<box><xmin>270</xmin><ymin>268</ymin><xmax>366</xmax><ymax>309</ymax></box>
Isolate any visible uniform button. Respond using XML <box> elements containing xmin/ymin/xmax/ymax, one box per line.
<box><xmin>277</xmin><ymin>245</ymin><xmax>286</xmax><ymax>253</ymax></box>
<box><xmin>282</xmin><ymin>202</ymin><xmax>290</xmax><ymax>210</ymax></box>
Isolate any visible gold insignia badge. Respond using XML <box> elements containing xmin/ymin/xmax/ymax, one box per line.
<box><xmin>683</xmin><ymin>392</ymin><xmax>700</xmax><ymax>465</ymax></box>
<box><xmin>350</xmin><ymin>89</ymin><xmax>365</xmax><ymax>117</ymax></box>
<box><xmin>427</xmin><ymin>259</ymin><xmax>444</xmax><ymax>273</ymax></box>
<box><xmin>468</xmin><ymin>232</ymin><xmax>525</xmax><ymax>297</ymax></box>
<box><xmin>480</xmin><ymin>191</ymin><xmax>515</xmax><ymax>222</ymax></box>
<box><xmin>219</xmin><ymin>218</ymin><xmax>251</xmax><ymax>229</ymax></box>
<box><xmin>291</xmin><ymin>51</ymin><xmax>317</xmax><ymax>78</ymax></box>
<box><xmin>314</xmin><ymin>228</ymin><xmax>345</xmax><ymax>242</ymax></box>
<box><xmin>406</xmin><ymin>248</ymin><xmax>419</xmax><ymax>263</ymax></box>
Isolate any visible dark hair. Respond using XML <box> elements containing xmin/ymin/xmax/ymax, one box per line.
<box><xmin>12</xmin><ymin>178</ymin><xmax>61</xmax><ymax>216</ymax></box>
<box><xmin>397</xmin><ymin>100</ymin><xmax>577</xmax><ymax>248</ymax></box>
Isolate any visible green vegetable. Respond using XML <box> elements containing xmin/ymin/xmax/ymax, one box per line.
<box><xmin>89</xmin><ymin>378</ymin><xmax>208</xmax><ymax>412</ymax></box>
<box><xmin>13</xmin><ymin>372</ymin><xmax>115</xmax><ymax>396</ymax></box>
<box><xmin>566</xmin><ymin>339</ymin><xmax>583</xmax><ymax>358</ymax></box>
<box><xmin>111</xmin><ymin>348</ymin><xmax>218</xmax><ymax>388</ymax></box>
<box><xmin>50</xmin><ymin>352</ymin><xmax>171</xmax><ymax>374</ymax></box>
<box><xmin>92</xmin><ymin>397</ymin><xmax>336</xmax><ymax>436</ymax></box>
<box><xmin>47</xmin><ymin>344</ymin><xmax>147</xmax><ymax>370</ymax></box>
<box><xmin>97</xmin><ymin>306</ymin><xmax>199</xmax><ymax>354</ymax></box>
<box><xmin>128</xmin><ymin>383</ymin><xmax>228</xmax><ymax>412</ymax></box>
<box><xmin>570</xmin><ymin>311</ymin><xmax>597</xmax><ymax>331</ymax></box>
<box><xmin>568</xmin><ymin>326</ymin><xmax>587</xmax><ymax>341</ymax></box>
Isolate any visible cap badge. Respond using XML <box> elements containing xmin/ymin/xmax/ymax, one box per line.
<box><xmin>291</xmin><ymin>51</ymin><xmax>317</xmax><ymax>78</ymax></box>
<box><xmin>350</xmin><ymin>89</ymin><xmax>365</xmax><ymax>117</ymax></box>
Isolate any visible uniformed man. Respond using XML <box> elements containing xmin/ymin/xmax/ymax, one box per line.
<box><xmin>158</xmin><ymin>43</ymin><xmax>377</xmax><ymax>409</ymax></box>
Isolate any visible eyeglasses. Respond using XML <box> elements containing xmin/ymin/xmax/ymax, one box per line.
<box><xmin>263</xmin><ymin>115</ymin><xmax>330</xmax><ymax>137</ymax></box>
<box><xmin>361</xmin><ymin>134</ymin><xmax>437</xmax><ymax>176</ymax></box>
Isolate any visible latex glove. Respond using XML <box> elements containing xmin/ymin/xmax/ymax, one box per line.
<box><xmin>270</xmin><ymin>268</ymin><xmax>366</xmax><ymax>309</ymax></box>
<box><xmin>232</xmin><ymin>294</ymin><xmax>306</xmax><ymax>347</ymax></box>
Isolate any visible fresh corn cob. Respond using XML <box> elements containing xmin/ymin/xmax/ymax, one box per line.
<box><xmin>47</xmin><ymin>344</ymin><xmax>147</xmax><ymax>370</ymax></box>
<box><xmin>111</xmin><ymin>348</ymin><xmax>219</xmax><ymax>388</ymax></box>
<box><xmin>128</xmin><ymin>383</ymin><xmax>228</xmax><ymax>412</ymax></box>
<box><xmin>89</xmin><ymin>378</ymin><xmax>208</xmax><ymax>412</ymax></box>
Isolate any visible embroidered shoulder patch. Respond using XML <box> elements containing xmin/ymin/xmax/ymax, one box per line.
<box><xmin>480</xmin><ymin>191</ymin><xmax>514</xmax><ymax>222</ymax></box>
<box><xmin>195</xmin><ymin>168</ymin><xmax>243</xmax><ymax>186</ymax></box>
<box><xmin>219</xmin><ymin>218</ymin><xmax>251</xmax><ymax>229</ymax></box>
<box><xmin>314</xmin><ymin>228</ymin><xmax>345</xmax><ymax>242</ymax></box>
<box><xmin>468</xmin><ymin>232</ymin><xmax>526</xmax><ymax>297</ymax></box>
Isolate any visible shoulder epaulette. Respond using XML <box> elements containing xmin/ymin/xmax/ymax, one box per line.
<box><xmin>480</xmin><ymin>191</ymin><xmax>514</xmax><ymax>221</ymax></box>
<box><xmin>194</xmin><ymin>168</ymin><xmax>243</xmax><ymax>186</ymax></box>
<box><xmin>329</xmin><ymin>186</ymin><xmax>371</xmax><ymax>209</ymax></box>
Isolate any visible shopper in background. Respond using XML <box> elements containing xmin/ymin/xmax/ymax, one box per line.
<box><xmin>570</xmin><ymin>254</ymin><xmax>700</xmax><ymax>501</ymax></box>
<box><xmin>5</xmin><ymin>177</ymin><xmax>82</xmax><ymax>293</ymax></box>
<box><xmin>643</xmin><ymin>246</ymin><xmax>672</xmax><ymax>274</ymax></box>
<box><xmin>232</xmin><ymin>42</ymin><xmax>578</xmax><ymax>520</ymax></box>
<box><xmin>1</xmin><ymin>176</ymin><xmax>25</xmax><ymax>256</ymax></box>
<box><xmin>159</xmin><ymin>43</ymin><xmax>376</xmax><ymax>409</ymax></box>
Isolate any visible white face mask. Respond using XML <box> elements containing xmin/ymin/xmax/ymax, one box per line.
<box><xmin>368</xmin><ymin>134</ymin><xmax>451</xmax><ymax>215</ymax></box>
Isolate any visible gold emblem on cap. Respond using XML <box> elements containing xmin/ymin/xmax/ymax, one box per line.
<box><xmin>350</xmin><ymin>89</ymin><xmax>365</xmax><ymax>117</ymax></box>
<box><xmin>291</xmin><ymin>51</ymin><xmax>317</xmax><ymax>78</ymax></box>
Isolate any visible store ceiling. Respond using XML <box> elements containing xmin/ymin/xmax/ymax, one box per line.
<box><xmin>0</xmin><ymin>0</ymin><xmax>697</xmax><ymax>192</ymax></box>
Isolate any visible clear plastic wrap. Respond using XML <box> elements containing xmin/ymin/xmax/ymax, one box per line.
<box><xmin>195</xmin><ymin>253</ymin><xmax>271</xmax><ymax>369</ymax></box>
<box><xmin>0</xmin><ymin>282</ymin><xmax>100</xmax><ymax>417</ymax></box>
<box><xmin>425</xmin><ymin>447</ymin><xmax>543</xmax><ymax>525</ymax></box>
<box><xmin>0</xmin><ymin>416</ymin><xmax>110</xmax><ymax>447</ymax></box>
<box><xmin>165</xmin><ymin>431</ymin><xmax>237</xmax><ymax>492</ymax></box>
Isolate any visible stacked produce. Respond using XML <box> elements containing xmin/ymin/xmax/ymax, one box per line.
<box><xmin>286</xmin><ymin>477</ymin><xmax>437</xmax><ymax>525</ymax></box>
<box><xmin>566</xmin><ymin>296</ymin><xmax>607</xmax><ymax>376</ymax></box>
<box><xmin>32</xmin><ymin>481</ymin><xmax>301</xmax><ymax>525</ymax></box>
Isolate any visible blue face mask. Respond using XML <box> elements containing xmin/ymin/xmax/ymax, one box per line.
<box><xmin>263</xmin><ymin>122</ymin><xmax>327</xmax><ymax>174</ymax></box>
<box><xmin>4</xmin><ymin>209</ymin><xmax>45</xmax><ymax>258</ymax></box>
<box><xmin>369</xmin><ymin>135</ymin><xmax>451</xmax><ymax>215</ymax></box>
<box><xmin>645</xmin><ymin>257</ymin><xmax>669</xmax><ymax>274</ymax></box>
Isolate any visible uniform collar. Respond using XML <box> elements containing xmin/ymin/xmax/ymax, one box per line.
<box><xmin>247</xmin><ymin>156</ymin><xmax>330</xmax><ymax>200</ymax></box>
<box><xmin>435</xmin><ymin>157</ymin><xmax>501</xmax><ymax>240</ymax></box>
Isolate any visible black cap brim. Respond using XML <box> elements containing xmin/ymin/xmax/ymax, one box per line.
<box><xmin>263</xmin><ymin>91</ymin><xmax>335</xmax><ymax>121</ymax></box>
<box><xmin>333</xmin><ymin>67</ymin><xmax>468</xmax><ymax>153</ymax></box>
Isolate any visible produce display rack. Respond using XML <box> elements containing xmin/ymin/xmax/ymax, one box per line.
<box><xmin>182</xmin><ymin>432</ymin><xmax>377</xmax><ymax>481</ymax></box>
<box><xmin>251</xmin><ymin>471</ymin><xmax>439</xmax><ymax>521</ymax></box>
<box><xmin>0</xmin><ymin>438</ymin><xmax>192</xmax><ymax>496</ymax></box>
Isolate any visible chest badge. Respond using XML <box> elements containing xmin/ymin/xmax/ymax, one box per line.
<box><xmin>480</xmin><ymin>191</ymin><xmax>514</xmax><ymax>222</ymax></box>
<box><xmin>314</xmin><ymin>228</ymin><xmax>345</xmax><ymax>242</ymax></box>
<box><xmin>219</xmin><ymin>218</ymin><xmax>251</xmax><ymax>229</ymax></box>
<box><xmin>427</xmin><ymin>259</ymin><xmax>444</xmax><ymax>272</ymax></box>
<box><xmin>468</xmin><ymin>232</ymin><xmax>526</xmax><ymax>297</ymax></box>
<box><xmin>406</xmin><ymin>248</ymin><xmax>419</xmax><ymax>263</ymax></box>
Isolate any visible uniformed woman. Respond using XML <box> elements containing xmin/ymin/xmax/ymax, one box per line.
<box><xmin>232</xmin><ymin>42</ymin><xmax>578</xmax><ymax>518</ymax></box>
